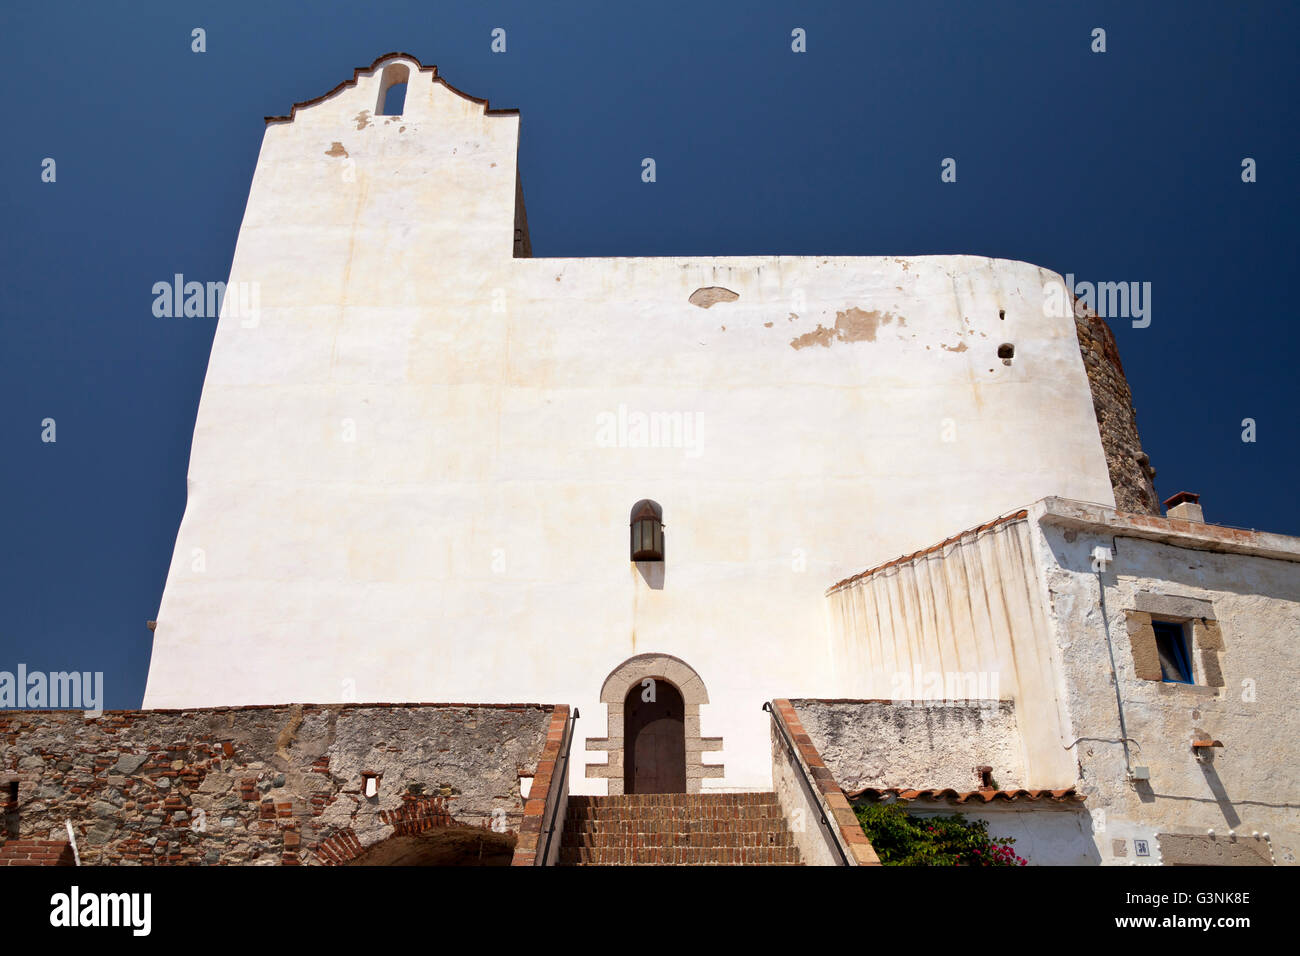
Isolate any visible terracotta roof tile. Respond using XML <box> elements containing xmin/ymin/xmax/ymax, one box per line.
<box><xmin>846</xmin><ymin>786</ymin><xmax>1084</xmax><ymax>805</ymax></box>
<box><xmin>827</xmin><ymin>509</ymin><xmax>1029</xmax><ymax>594</ymax></box>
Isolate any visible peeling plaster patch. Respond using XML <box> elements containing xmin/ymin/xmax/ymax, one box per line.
<box><xmin>399</xmin><ymin>126</ymin><xmax>406</xmax><ymax>133</ymax></box>
<box><xmin>764</xmin><ymin>321</ymin><xmax>773</xmax><ymax>328</ymax></box>
<box><xmin>833</xmin><ymin>307</ymin><xmax>903</xmax><ymax>342</ymax></box>
<box><xmin>689</xmin><ymin>286</ymin><xmax>740</xmax><ymax>309</ymax></box>
<box><xmin>789</xmin><ymin>307</ymin><xmax>904</xmax><ymax>350</ymax></box>
<box><xmin>789</xmin><ymin>324</ymin><xmax>839</xmax><ymax>350</ymax></box>
<box><xmin>941</xmin><ymin>341</ymin><xmax>968</xmax><ymax>353</ymax></box>
<box><xmin>325</xmin><ymin>142</ymin><xmax>349</xmax><ymax>158</ymax></box>
<box><xmin>354</xmin><ymin>110</ymin><xmax>373</xmax><ymax>130</ymax></box>
<box><xmin>788</xmin><ymin>313</ymin><xmax>798</xmax><ymax>322</ymax></box>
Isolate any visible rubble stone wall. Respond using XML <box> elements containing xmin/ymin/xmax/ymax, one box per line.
<box><xmin>0</xmin><ymin>703</ymin><xmax>553</xmax><ymax>865</ymax></box>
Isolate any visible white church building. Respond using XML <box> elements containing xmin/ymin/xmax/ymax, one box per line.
<box><xmin>133</xmin><ymin>54</ymin><xmax>1298</xmax><ymax>865</ymax></box>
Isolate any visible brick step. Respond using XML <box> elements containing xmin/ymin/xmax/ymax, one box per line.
<box><xmin>557</xmin><ymin>792</ymin><xmax>804</xmax><ymax>866</ymax></box>
<box><xmin>564</xmin><ymin>814</ymin><xmax>791</xmax><ymax>828</ymax></box>
<box><xmin>567</xmin><ymin>794</ymin><xmax>781</xmax><ymax>808</ymax></box>
<box><xmin>559</xmin><ymin>846</ymin><xmax>802</xmax><ymax>866</ymax></box>
<box><xmin>564</xmin><ymin>831</ymin><xmax>795</xmax><ymax>849</ymax></box>
<box><xmin>565</xmin><ymin>808</ymin><xmax>788</xmax><ymax>824</ymax></box>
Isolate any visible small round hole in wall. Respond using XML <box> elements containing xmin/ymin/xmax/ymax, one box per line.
<box><xmin>998</xmin><ymin>343</ymin><xmax>1014</xmax><ymax>365</ymax></box>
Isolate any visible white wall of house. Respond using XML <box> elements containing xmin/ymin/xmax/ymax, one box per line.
<box><xmin>1033</xmin><ymin>499</ymin><xmax>1300</xmax><ymax>866</ymax></box>
<box><xmin>142</xmin><ymin>55</ymin><xmax>1115</xmax><ymax>793</ymax></box>
<box><xmin>905</xmin><ymin>804</ymin><xmax>1100</xmax><ymax>866</ymax></box>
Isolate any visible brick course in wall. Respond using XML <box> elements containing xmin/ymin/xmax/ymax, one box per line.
<box><xmin>1073</xmin><ymin>299</ymin><xmax>1161</xmax><ymax>515</ymax></box>
<box><xmin>0</xmin><ymin>703</ymin><xmax>554</xmax><ymax>866</ymax></box>
<box><xmin>0</xmin><ymin>838</ymin><xmax>75</xmax><ymax>866</ymax></box>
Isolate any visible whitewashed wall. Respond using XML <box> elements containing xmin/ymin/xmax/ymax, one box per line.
<box><xmin>905</xmin><ymin>805</ymin><xmax>1100</xmax><ymax>866</ymax></box>
<box><xmin>143</xmin><ymin>55</ymin><xmax>1115</xmax><ymax>792</ymax></box>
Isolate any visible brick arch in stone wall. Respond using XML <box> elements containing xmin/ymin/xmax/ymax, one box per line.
<box><xmin>313</xmin><ymin>796</ymin><xmax>516</xmax><ymax>866</ymax></box>
<box><xmin>585</xmin><ymin>653</ymin><xmax>724</xmax><ymax>795</ymax></box>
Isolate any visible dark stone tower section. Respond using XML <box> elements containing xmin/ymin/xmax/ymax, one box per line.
<box><xmin>1072</xmin><ymin>299</ymin><xmax>1160</xmax><ymax>515</ymax></box>
<box><xmin>513</xmin><ymin>171</ymin><xmax>532</xmax><ymax>258</ymax></box>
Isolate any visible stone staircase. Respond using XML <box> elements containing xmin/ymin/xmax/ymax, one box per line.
<box><xmin>558</xmin><ymin>792</ymin><xmax>803</xmax><ymax>866</ymax></box>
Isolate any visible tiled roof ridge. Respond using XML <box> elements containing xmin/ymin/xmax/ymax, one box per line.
<box><xmin>846</xmin><ymin>785</ymin><xmax>1084</xmax><ymax>804</ymax></box>
<box><xmin>827</xmin><ymin>508</ymin><xmax>1030</xmax><ymax>594</ymax></box>
<box><xmin>788</xmin><ymin>697</ymin><xmax>1008</xmax><ymax>706</ymax></box>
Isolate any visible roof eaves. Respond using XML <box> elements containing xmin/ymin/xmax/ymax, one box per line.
<box><xmin>826</xmin><ymin>509</ymin><xmax>1030</xmax><ymax>595</ymax></box>
<box><xmin>846</xmin><ymin>786</ymin><xmax>1085</xmax><ymax>805</ymax></box>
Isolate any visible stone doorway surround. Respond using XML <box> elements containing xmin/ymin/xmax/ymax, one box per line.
<box><xmin>586</xmin><ymin>653</ymin><xmax>723</xmax><ymax>795</ymax></box>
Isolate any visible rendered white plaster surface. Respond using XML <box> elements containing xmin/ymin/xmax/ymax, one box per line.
<box><xmin>905</xmin><ymin>804</ymin><xmax>1100</xmax><ymax>866</ymax></box>
<box><xmin>143</xmin><ymin>56</ymin><xmax>1117</xmax><ymax>793</ymax></box>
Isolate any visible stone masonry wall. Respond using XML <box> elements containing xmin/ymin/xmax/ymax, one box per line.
<box><xmin>791</xmin><ymin>699</ymin><xmax>1024</xmax><ymax>793</ymax></box>
<box><xmin>1073</xmin><ymin>299</ymin><xmax>1160</xmax><ymax>515</ymax></box>
<box><xmin>0</xmin><ymin>703</ymin><xmax>553</xmax><ymax>865</ymax></box>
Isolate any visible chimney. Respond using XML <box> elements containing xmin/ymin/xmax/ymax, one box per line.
<box><xmin>1163</xmin><ymin>491</ymin><xmax>1204</xmax><ymax>523</ymax></box>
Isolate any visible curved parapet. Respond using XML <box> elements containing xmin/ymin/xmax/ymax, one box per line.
<box><xmin>264</xmin><ymin>51</ymin><xmax>517</xmax><ymax>125</ymax></box>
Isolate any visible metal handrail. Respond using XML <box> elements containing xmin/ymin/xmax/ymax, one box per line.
<box><xmin>763</xmin><ymin>701</ymin><xmax>852</xmax><ymax>866</ymax></box>
<box><xmin>539</xmin><ymin>707</ymin><xmax>578</xmax><ymax>865</ymax></box>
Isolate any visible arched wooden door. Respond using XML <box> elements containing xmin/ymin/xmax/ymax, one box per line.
<box><xmin>623</xmin><ymin>679</ymin><xmax>686</xmax><ymax>794</ymax></box>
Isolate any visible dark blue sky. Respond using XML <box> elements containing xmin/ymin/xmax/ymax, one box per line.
<box><xmin>2</xmin><ymin>1</ymin><xmax>1296</xmax><ymax>708</ymax></box>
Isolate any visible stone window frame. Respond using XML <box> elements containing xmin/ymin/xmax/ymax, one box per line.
<box><xmin>584</xmin><ymin>653</ymin><xmax>723</xmax><ymax>795</ymax></box>
<box><xmin>1124</xmin><ymin>592</ymin><xmax>1225</xmax><ymax>688</ymax></box>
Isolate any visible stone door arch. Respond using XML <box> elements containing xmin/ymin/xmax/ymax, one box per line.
<box><xmin>585</xmin><ymin>653</ymin><xmax>723</xmax><ymax>795</ymax></box>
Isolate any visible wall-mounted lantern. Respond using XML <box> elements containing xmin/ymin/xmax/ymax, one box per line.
<box><xmin>630</xmin><ymin>500</ymin><xmax>664</xmax><ymax>562</ymax></box>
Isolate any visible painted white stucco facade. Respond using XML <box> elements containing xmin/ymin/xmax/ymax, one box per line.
<box><xmin>142</xmin><ymin>54</ymin><xmax>1119</xmax><ymax>794</ymax></box>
